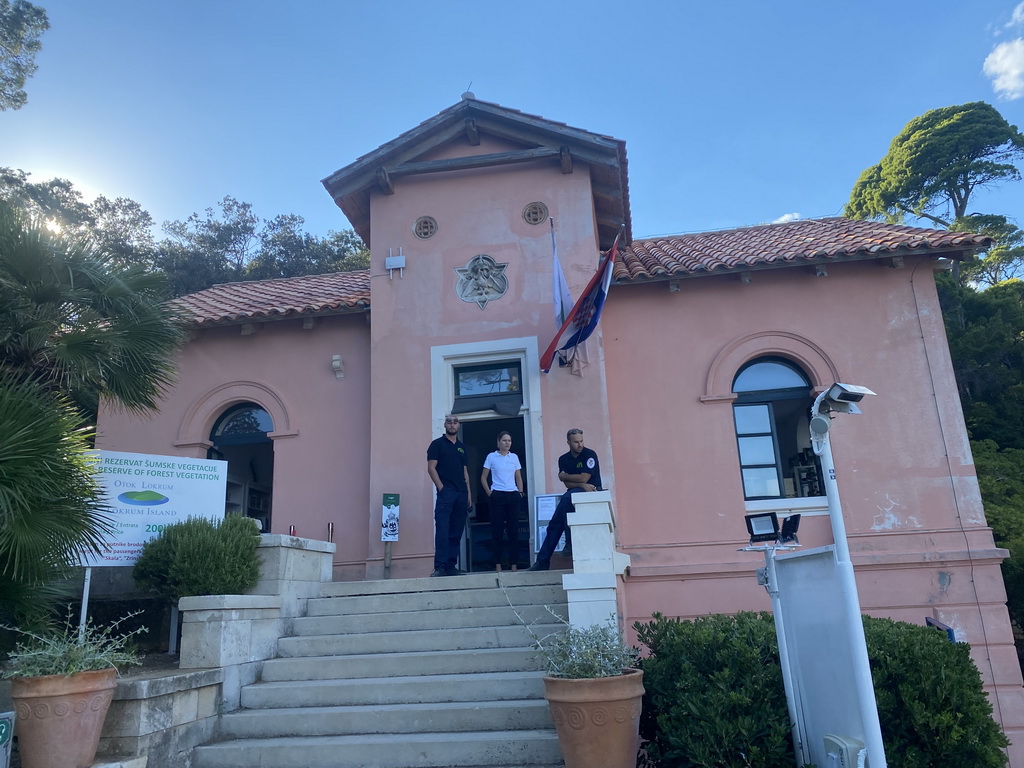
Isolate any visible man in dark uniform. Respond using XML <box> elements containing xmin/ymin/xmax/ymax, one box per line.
<box><xmin>529</xmin><ymin>428</ymin><xmax>602</xmax><ymax>571</ymax></box>
<box><xmin>426</xmin><ymin>415</ymin><xmax>472</xmax><ymax>577</ymax></box>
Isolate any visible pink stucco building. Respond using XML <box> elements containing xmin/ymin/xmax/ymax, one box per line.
<box><xmin>97</xmin><ymin>96</ymin><xmax>1024</xmax><ymax>757</ymax></box>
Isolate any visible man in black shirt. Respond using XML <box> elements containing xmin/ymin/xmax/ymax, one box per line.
<box><xmin>426</xmin><ymin>415</ymin><xmax>472</xmax><ymax>577</ymax></box>
<box><xmin>529</xmin><ymin>428</ymin><xmax>603</xmax><ymax>571</ymax></box>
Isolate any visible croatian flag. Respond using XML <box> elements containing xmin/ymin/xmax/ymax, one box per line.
<box><xmin>541</xmin><ymin>232</ymin><xmax>621</xmax><ymax>373</ymax></box>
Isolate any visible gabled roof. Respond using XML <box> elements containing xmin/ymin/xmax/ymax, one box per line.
<box><xmin>616</xmin><ymin>218</ymin><xmax>992</xmax><ymax>283</ymax></box>
<box><xmin>169</xmin><ymin>271</ymin><xmax>370</xmax><ymax>327</ymax></box>
<box><xmin>321</xmin><ymin>96</ymin><xmax>631</xmax><ymax>252</ymax></box>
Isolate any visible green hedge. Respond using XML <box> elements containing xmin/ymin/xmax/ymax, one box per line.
<box><xmin>636</xmin><ymin>612</ymin><xmax>1008</xmax><ymax>768</ymax></box>
<box><xmin>636</xmin><ymin>612</ymin><xmax>795</xmax><ymax>768</ymax></box>
<box><xmin>133</xmin><ymin>514</ymin><xmax>261</xmax><ymax>603</ymax></box>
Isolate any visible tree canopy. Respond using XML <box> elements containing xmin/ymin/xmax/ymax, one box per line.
<box><xmin>0</xmin><ymin>171</ymin><xmax>370</xmax><ymax>296</ymax></box>
<box><xmin>0</xmin><ymin>0</ymin><xmax>48</xmax><ymax>110</ymax></box>
<box><xmin>845</xmin><ymin>102</ymin><xmax>1024</xmax><ymax>227</ymax></box>
<box><xmin>0</xmin><ymin>202</ymin><xmax>184</xmax><ymax>626</ymax></box>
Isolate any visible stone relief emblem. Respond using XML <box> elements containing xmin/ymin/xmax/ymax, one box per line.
<box><xmin>455</xmin><ymin>254</ymin><xmax>509</xmax><ymax>309</ymax></box>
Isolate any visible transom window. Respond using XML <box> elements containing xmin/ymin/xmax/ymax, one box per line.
<box><xmin>455</xmin><ymin>363</ymin><xmax>521</xmax><ymax>396</ymax></box>
<box><xmin>211</xmin><ymin>404</ymin><xmax>273</xmax><ymax>445</ymax></box>
<box><xmin>733</xmin><ymin>359</ymin><xmax>823</xmax><ymax>500</ymax></box>
<box><xmin>452</xmin><ymin>362</ymin><xmax>523</xmax><ymax>416</ymax></box>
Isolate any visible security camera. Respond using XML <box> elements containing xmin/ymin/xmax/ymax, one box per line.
<box><xmin>826</xmin><ymin>383</ymin><xmax>876</xmax><ymax>403</ymax></box>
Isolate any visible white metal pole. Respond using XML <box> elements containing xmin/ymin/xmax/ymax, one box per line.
<box><xmin>813</xmin><ymin>423</ymin><xmax>887</xmax><ymax>767</ymax></box>
<box><xmin>78</xmin><ymin>566</ymin><xmax>92</xmax><ymax>643</ymax></box>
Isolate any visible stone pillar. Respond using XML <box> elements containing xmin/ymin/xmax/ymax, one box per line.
<box><xmin>248</xmin><ymin>534</ymin><xmax>336</xmax><ymax>617</ymax></box>
<box><xmin>178</xmin><ymin>594</ymin><xmax>283</xmax><ymax>669</ymax></box>
<box><xmin>561</xmin><ymin>491</ymin><xmax>630</xmax><ymax>629</ymax></box>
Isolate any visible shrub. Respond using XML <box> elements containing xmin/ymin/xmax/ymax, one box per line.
<box><xmin>133</xmin><ymin>514</ymin><xmax>261</xmax><ymax>603</ymax></box>
<box><xmin>635</xmin><ymin>612</ymin><xmax>1009</xmax><ymax>768</ymax></box>
<box><xmin>534</xmin><ymin>616</ymin><xmax>639</xmax><ymax>679</ymax></box>
<box><xmin>2</xmin><ymin>611</ymin><xmax>145</xmax><ymax>678</ymax></box>
<box><xmin>865</xmin><ymin>616</ymin><xmax>1008</xmax><ymax>768</ymax></box>
<box><xmin>636</xmin><ymin>611</ymin><xmax>795</xmax><ymax>768</ymax></box>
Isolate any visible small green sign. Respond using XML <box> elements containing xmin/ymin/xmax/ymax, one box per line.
<box><xmin>0</xmin><ymin>713</ymin><xmax>12</xmax><ymax>746</ymax></box>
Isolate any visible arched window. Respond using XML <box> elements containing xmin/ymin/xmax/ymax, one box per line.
<box><xmin>209</xmin><ymin>403</ymin><xmax>274</xmax><ymax>531</ymax></box>
<box><xmin>733</xmin><ymin>359</ymin><xmax>823</xmax><ymax>500</ymax></box>
<box><xmin>211</xmin><ymin>404</ymin><xmax>273</xmax><ymax>444</ymax></box>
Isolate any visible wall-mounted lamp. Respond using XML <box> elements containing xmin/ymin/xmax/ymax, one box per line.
<box><xmin>331</xmin><ymin>355</ymin><xmax>344</xmax><ymax>379</ymax></box>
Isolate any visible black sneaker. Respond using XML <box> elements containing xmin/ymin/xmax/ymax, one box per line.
<box><xmin>527</xmin><ymin>561</ymin><xmax>550</xmax><ymax>572</ymax></box>
<box><xmin>446</xmin><ymin>566</ymin><xmax>468</xmax><ymax>576</ymax></box>
<box><xmin>429</xmin><ymin>568</ymin><xmax>447</xmax><ymax>577</ymax></box>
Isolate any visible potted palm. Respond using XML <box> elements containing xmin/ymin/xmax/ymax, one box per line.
<box><xmin>2</xmin><ymin>615</ymin><xmax>144</xmax><ymax>768</ymax></box>
<box><xmin>535</xmin><ymin>616</ymin><xmax>644</xmax><ymax>768</ymax></box>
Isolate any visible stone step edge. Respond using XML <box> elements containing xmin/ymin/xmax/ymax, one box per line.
<box><xmin>197</xmin><ymin>729</ymin><xmax>560</xmax><ymax>748</ymax></box>
<box><xmin>222</xmin><ymin>698</ymin><xmax>549</xmax><ymax>717</ymax></box>
<box><xmin>317</xmin><ymin>571</ymin><xmax>569</xmax><ymax>598</ymax></box>
<box><xmin>249</xmin><ymin>669</ymin><xmax>548</xmax><ymax>689</ymax></box>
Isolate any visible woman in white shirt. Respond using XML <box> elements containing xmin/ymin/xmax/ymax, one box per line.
<box><xmin>480</xmin><ymin>431</ymin><xmax>524</xmax><ymax>571</ymax></box>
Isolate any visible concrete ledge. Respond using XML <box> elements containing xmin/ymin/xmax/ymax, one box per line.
<box><xmin>179</xmin><ymin>594</ymin><xmax>281</xmax><ymax>612</ymax></box>
<box><xmin>98</xmin><ymin>669</ymin><xmax>222</xmax><ymax>766</ymax></box>
<box><xmin>258</xmin><ymin>534</ymin><xmax>336</xmax><ymax>555</ymax></box>
<box><xmin>113</xmin><ymin>668</ymin><xmax>222</xmax><ymax>700</ymax></box>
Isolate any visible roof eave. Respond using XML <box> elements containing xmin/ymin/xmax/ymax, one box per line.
<box><xmin>186</xmin><ymin>303</ymin><xmax>370</xmax><ymax>330</ymax></box>
<box><xmin>614</xmin><ymin>246</ymin><xmax>982</xmax><ymax>286</ymax></box>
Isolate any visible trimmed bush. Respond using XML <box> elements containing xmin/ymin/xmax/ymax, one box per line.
<box><xmin>636</xmin><ymin>612</ymin><xmax>795</xmax><ymax>768</ymax></box>
<box><xmin>635</xmin><ymin>612</ymin><xmax>1009</xmax><ymax>768</ymax></box>
<box><xmin>133</xmin><ymin>514</ymin><xmax>261</xmax><ymax>602</ymax></box>
<box><xmin>865</xmin><ymin>617</ymin><xmax>1008</xmax><ymax>768</ymax></box>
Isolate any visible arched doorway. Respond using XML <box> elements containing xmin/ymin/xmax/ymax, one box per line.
<box><xmin>209</xmin><ymin>402</ymin><xmax>274</xmax><ymax>531</ymax></box>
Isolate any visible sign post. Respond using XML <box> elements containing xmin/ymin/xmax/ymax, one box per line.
<box><xmin>381</xmin><ymin>493</ymin><xmax>400</xmax><ymax>579</ymax></box>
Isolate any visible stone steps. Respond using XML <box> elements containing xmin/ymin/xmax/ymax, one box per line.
<box><xmin>243</xmin><ymin>670</ymin><xmax>547</xmax><ymax>708</ymax></box>
<box><xmin>219</xmin><ymin>699</ymin><xmax>553</xmax><ymax>738</ymax></box>
<box><xmin>196</xmin><ymin>730</ymin><xmax>563</xmax><ymax>768</ymax></box>
<box><xmin>259</xmin><ymin>647</ymin><xmax>545</xmax><ymax>682</ymax></box>
<box><xmin>194</xmin><ymin>571</ymin><xmax>567</xmax><ymax>768</ymax></box>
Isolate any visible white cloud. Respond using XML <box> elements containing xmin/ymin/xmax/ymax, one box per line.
<box><xmin>772</xmin><ymin>212</ymin><xmax>801</xmax><ymax>224</ymax></box>
<box><xmin>1009</xmin><ymin>2</ymin><xmax>1024</xmax><ymax>28</ymax></box>
<box><xmin>984</xmin><ymin>38</ymin><xmax>1024</xmax><ymax>99</ymax></box>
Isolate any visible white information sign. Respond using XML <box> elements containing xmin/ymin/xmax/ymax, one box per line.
<box><xmin>533</xmin><ymin>493</ymin><xmax>566</xmax><ymax>554</ymax></box>
<box><xmin>381</xmin><ymin>493</ymin><xmax>400</xmax><ymax>541</ymax></box>
<box><xmin>81</xmin><ymin>450</ymin><xmax>228</xmax><ymax>567</ymax></box>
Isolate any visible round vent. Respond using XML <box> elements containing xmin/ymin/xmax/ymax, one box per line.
<box><xmin>522</xmin><ymin>202</ymin><xmax>548</xmax><ymax>226</ymax></box>
<box><xmin>414</xmin><ymin>216</ymin><xmax>438</xmax><ymax>239</ymax></box>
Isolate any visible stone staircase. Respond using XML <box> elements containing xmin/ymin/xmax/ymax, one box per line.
<box><xmin>193</xmin><ymin>570</ymin><xmax>568</xmax><ymax>768</ymax></box>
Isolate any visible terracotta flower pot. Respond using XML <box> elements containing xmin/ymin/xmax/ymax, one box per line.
<box><xmin>10</xmin><ymin>667</ymin><xmax>118</xmax><ymax>768</ymax></box>
<box><xmin>542</xmin><ymin>668</ymin><xmax>644</xmax><ymax>768</ymax></box>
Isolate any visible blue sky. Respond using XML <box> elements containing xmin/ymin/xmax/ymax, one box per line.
<box><xmin>3</xmin><ymin>1</ymin><xmax>1024</xmax><ymax>241</ymax></box>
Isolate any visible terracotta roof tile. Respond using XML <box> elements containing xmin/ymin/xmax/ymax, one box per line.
<box><xmin>170</xmin><ymin>270</ymin><xmax>370</xmax><ymax>327</ymax></box>
<box><xmin>616</xmin><ymin>218</ymin><xmax>992</xmax><ymax>282</ymax></box>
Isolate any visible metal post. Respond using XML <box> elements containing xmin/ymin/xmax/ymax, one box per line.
<box><xmin>763</xmin><ymin>548</ymin><xmax>809</xmax><ymax>766</ymax></box>
<box><xmin>168</xmin><ymin>604</ymin><xmax>179</xmax><ymax>655</ymax></box>
<box><xmin>811</xmin><ymin>394</ymin><xmax>887</xmax><ymax>767</ymax></box>
<box><xmin>78</xmin><ymin>566</ymin><xmax>93</xmax><ymax>643</ymax></box>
